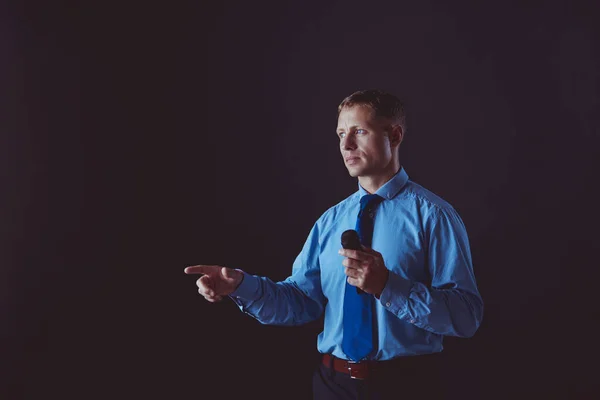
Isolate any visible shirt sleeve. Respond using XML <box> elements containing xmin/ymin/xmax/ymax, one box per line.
<box><xmin>379</xmin><ymin>206</ymin><xmax>484</xmax><ymax>337</ymax></box>
<box><xmin>228</xmin><ymin>221</ymin><xmax>326</xmax><ymax>326</ymax></box>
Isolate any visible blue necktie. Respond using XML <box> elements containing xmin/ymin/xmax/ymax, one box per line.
<box><xmin>342</xmin><ymin>193</ymin><xmax>384</xmax><ymax>361</ymax></box>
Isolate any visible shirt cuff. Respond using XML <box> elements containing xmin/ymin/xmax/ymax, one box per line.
<box><xmin>379</xmin><ymin>270</ymin><xmax>412</xmax><ymax>318</ymax></box>
<box><xmin>230</xmin><ymin>271</ymin><xmax>259</xmax><ymax>300</ymax></box>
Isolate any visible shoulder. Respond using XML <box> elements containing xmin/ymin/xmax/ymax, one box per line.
<box><xmin>399</xmin><ymin>180</ymin><xmax>460</xmax><ymax>220</ymax></box>
<box><xmin>400</xmin><ymin>180</ymin><xmax>471</xmax><ymax>238</ymax></box>
<box><xmin>315</xmin><ymin>191</ymin><xmax>360</xmax><ymax>228</ymax></box>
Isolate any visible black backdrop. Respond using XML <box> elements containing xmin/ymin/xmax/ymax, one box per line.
<box><xmin>2</xmin><ymin>1</ymin><xmax>599</xmax><ymax>399</ymax></box>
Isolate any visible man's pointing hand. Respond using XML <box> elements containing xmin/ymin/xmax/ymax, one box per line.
<box><xmin>184</xmin><ymin>265</ymin><xmax>244</xmax><ymax>302</ymax></box>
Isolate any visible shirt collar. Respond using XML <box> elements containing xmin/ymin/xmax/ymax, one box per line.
<box><xmin>357</xmin><ymin>166</ymin><xmax>410</xmax><ymax>201</ymax></box>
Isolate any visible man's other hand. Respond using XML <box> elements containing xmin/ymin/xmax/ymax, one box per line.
<box><xmin>338</xmin><ymin>247</ymin><xmax>389</xmax><ymax>298</ymax></box>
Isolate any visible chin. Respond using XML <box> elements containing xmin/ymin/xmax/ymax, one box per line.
<box><xmin>346</xmin><ymin>167</ymin><xmax>362</xmax><ymax>178</ymax></box>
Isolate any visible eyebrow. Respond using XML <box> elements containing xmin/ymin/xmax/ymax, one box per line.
<box><xmin>336</xmin><ymin>125</ymin><xmax>361</xmax><ymax>132</ymax></box>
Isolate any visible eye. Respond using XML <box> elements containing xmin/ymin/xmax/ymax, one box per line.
<box><xmin>356</xmin><ymin>129</ymin><xmax>366</xmax><ymax>135</ymax></box>
<box><xmin>338</xmin><ymin>132</ymin><xmax>346</xmax><ymax>139</ymax></box>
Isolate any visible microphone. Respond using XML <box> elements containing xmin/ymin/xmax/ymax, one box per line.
<box><xmin>341</xmin><ymin>229</ymin><xmax>365</xmax><ymax>294</ymax></box>
<box><xmin>341</xmin><ymin>229</ymin><xmax>361</xmax><ymax>251</ymax></box>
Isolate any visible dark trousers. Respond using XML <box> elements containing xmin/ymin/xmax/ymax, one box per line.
<box><xmin>312</xmin><ymin>355</ymin><xmax>442</xmax><ymax>400</ymax></box>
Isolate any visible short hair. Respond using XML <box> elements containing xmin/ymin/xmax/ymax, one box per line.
<box><xmin>337</xmin><ymin>89</ymin><xmax>406</xmax><ymax>132</ymax></box>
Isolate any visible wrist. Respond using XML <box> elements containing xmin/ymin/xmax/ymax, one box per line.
<box><xmin>375</xmin><ymin>269</ymin><xmax>390</xmax><ymax>299</ymax></box>
<box><xmin>233</xmin><ymin>269</ymin><xmax>244</xmax><ymax>289</ymax></box>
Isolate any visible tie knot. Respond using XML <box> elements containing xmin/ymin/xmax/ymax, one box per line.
<box><xmin>360</xmin><ymin>194</ymin><xmax>383</xmax><ymax>212</ymax></box>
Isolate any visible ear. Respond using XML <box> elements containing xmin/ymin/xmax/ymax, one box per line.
<box><xmin>388</xmin><ymin>124</ymin><xmax>404</xmax><ymax>148</ymax></box>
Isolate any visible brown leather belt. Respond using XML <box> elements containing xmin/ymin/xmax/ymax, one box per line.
<box><xmin>322</xmin><ymin>352</ymin><xmax>438</xmax><ymax>380</ymax></box>
<box><xmin>322</xmin><ymin>353</ymin><xmax>385</xmax><ymax>380</ymax></box>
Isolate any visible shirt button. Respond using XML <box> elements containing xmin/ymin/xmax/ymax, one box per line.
<box><xmin>386</xmin><ymin>302</ymin><xmax>391</xmax><ymax>307</ymax></box>
<box><xmin>410</xmin><ymin>319</ymin><xmax>415</xmax><ymax>323</ymax></box>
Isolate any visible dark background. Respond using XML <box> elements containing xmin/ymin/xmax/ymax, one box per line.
<box><xmin>2</xmin><ymin>0</ymin><xmax>599</xmax><ymax>399</ymax></box>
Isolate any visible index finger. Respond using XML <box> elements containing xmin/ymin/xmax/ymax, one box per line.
<box><xmin>184</xmin><ymin>265</ymin><xmax>213</xmax><ymax>274</ymax></box>
<box><xmin>338</xmin><ymin>248</ymin><xmax>371</xmax><ymax>261</ymax></box>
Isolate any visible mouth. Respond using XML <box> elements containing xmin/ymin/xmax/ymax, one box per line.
<box><xmin>345</xmin><ymin>157</ymin><xmax>360</xmax><ymax>165</ymax></box>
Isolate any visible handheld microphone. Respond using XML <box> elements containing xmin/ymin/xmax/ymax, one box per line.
<box><xmin>341</xmin><ymin>229</ymin><xmax>361</xmax><ymax>251</ymax></box>
<box><xmin>341</xmin><ymin>229</ymin><xmax>365</xmax><ymax>294</ymax></box>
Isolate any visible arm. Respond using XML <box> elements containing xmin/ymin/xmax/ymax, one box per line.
<box><xmin>186</xmin><ymin>222</ymin><xmax>326</xmax><ymax>326</ymax></box>
<box><xmin>379</xmin><ymin>206</ymin><xmax>483</xmax><ymax>337</ymax></box>
<box><xmin>230</xmin><ymin>221</ymin><xmax>326</xmax><ymax>325</ymax></box>
<box><xmin>229</xmin><ymin>270</ymin><xmax>325</xmax><ymax>326</ymax></box>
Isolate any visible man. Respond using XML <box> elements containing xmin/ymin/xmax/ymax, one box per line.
<box><xmin>185</xmin><ymin>89</ymin><xmax>483</xmax><ymax>399</ymax></box>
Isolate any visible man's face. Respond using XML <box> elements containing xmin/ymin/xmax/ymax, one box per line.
<box><xmin>336</xmin><ymin>105</ymin><xmax>396</xmax><ymax>178</ymax></box>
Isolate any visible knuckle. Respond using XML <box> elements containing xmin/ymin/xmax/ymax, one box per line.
<box><xmin>206</xmin><ymin>293</ymin><xmax>219</xmax><ymax>302</ymax></box>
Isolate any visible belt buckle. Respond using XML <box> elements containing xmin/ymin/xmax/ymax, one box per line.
<box><xmin>346</xmin><ymin>360</ymin><xmax>367</xmax><ymax>380</ymax></box>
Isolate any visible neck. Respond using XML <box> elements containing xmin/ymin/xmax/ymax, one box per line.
<box><xmin>358</xmin><ymin>163</ymin><xmax>401</xmax><ymax>194</ymax></box>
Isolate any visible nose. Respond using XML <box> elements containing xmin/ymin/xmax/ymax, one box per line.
<box><xmin>341</xmin><ymin>133</ymin><xmax>357</xmax><ymax>151</ymax></box>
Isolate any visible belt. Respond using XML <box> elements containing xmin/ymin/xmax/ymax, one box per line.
<box><xmin>322</xmin><ymin>354</ymin><xmax>388</xmax><ymax>380</ymax></box>
<box><xmin>323</xmin><ymin>353</ymin><xmax>439</xmax><ymax>380</ymax></box>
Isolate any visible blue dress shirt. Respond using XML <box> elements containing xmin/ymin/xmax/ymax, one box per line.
<box><xmin>231</xmin><ymin>167</ymin><xmax>483</xmax><ymax>361</ymax></box>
